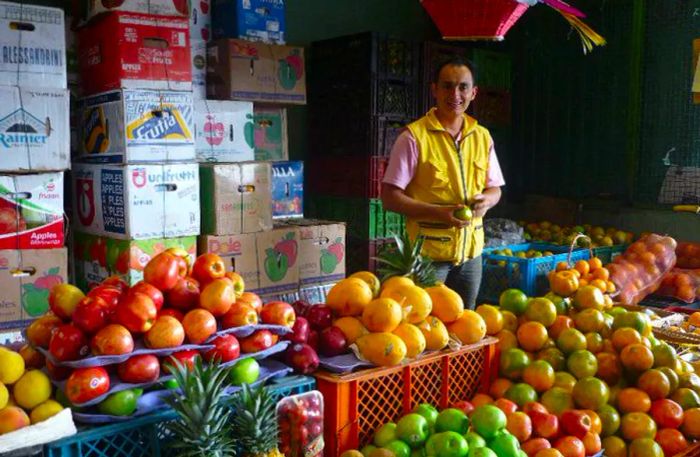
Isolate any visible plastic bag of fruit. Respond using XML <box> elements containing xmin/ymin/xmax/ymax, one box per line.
<box><xmin>607</xmin><ymin>233</ymin><xmax>677</xmax><ymax>305</ymax></box>
<box><xmin>277</xmin><ymin>390</ymin><xmax>324</xmax><ymax>457</ymax></box>
<box><xmin>656</xmin><ymin>268</ymin><xmax>700</xmax><ymax>303</ymax></box>
<box><xmin>676</xmin><ymin>242</ymin><xmax>700</xmax><ymax>269</ymax></box>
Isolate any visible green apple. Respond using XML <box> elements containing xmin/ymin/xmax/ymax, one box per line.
<box><xmin>435</xmin><ymin>408</ymin><xmax>469</xmax><ymax>434</ymax></box>
<box><xmin>97</xmin><ymin>389</ymin><xmax>142</xmax><ymax>416</ymax></box>
<box><xmin>361</xmin><ymin>445</ymin><xmax>378</xmax><ymax>457</ymax></box>
<box><xmin>468</xmin><ymin>448</ymin><xmax>497</xmax><ymax>457</ymax></box>
<box><xmin>229</xmin><ymin>358</ymin><xmax>260</xmax><ymax>386</ymax></box>
<box><xmin>412</xmin><ymin>403</ymin><xmax>439</xmax><ymax>429</ymax></box>
<box><xmin>425</xmin><ymin>431</ymin><xmax>469</xmax><ymax>457</ymax></box>
<box><xmin>396</xmin><ymin>413</ymin><xmax>430</xmax><ymax>448</ymax></box>
<box><xmin>453</xmin><ymin>207</ymin><xmax>473</xmax><ymax>221</ymax></box>
<box><xmin>385</xmin><ymin>440</ymin><xmax>411</xmax><ymax>457</ymax></box>
<box><xmin>488</xmin><ymin>432</ymin><xmax>520</xmax><ymax>457</ymax></box>
<box><xmin>464</xmin><ymin>431</ymin><xmax>486</xmax><ymax>449</ymax></box>
<box><xmin>373</xmin><ymin>422</ymin><xmax>398</xmax><ymax>447</ymax></box>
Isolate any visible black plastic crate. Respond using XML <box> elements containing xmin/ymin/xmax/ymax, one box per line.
<box><xmin>310</xmin><ymin>32</ymin><xmax>420</xmax><ymax>83</ymax></box>
<box><xmin>419</xmin><ymin>42</ymin><xmax>472</xmax><ymax>113</ymax></box>
<box><xmin>306</xmin><ymin>156</ymin><xmax>389</xmax><ymax>198</ymax></box>
<box><xmin>308</xmin><ymin>115</ymin><xmax>411</xmax><ymax>157</ymax></box>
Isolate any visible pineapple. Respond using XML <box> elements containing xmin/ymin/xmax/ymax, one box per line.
<box><xmin>230</xmin><ymin>384</ymin><xmax>284</xmax><ymax>457</ymax></box>
<box><xmin>374</xmin><ymin>232</ymin><xmax>437</xmax><ymax>287</ymax></box>
<box><xmin>164</xmin><ymin>358</ymin><xmax>237</xmax><ymax>457</ymax></box>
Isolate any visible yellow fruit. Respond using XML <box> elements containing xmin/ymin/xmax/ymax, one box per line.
<box><xmin>574</xmin><ymin>285</ymin><xmax>606</xmax><ymax>311</ymax></box>
<box><xmin>30</xmin><ymin>399</ymin><xmax>63</xmax><ymax>424</ymax></box>
<box><xmin>502</xmin><ymin>310</ymin><xmax>518</xmax><ymax>333</ymax></box>
<box><xmin>340</xmin><ymin>451</ymin><xmax>365</xmax><ymax>457</ymax></box>
<box><xmin>362</xmin><ymin>298</ymin><xmax>403</xmax><ymax>332</ymax></box>
<box><xmin>380</xmin><ymin>284</ymin><xmax>433</xmax><ymax>324</ymax></box>
<box><xmin>333</xmin><ymin>317</ymin><xmax>369</xmax><ymax>345</ymax></box>
<box><xmin>447</xmin><ymin>310</ymin><xmax>487</xmax><ymax>345</ymax></box>
<box><xmin>0</xmin><ymin>383</ymin><xmax>7</xmax><ymax>410</ymax></box>
<box><xmin>13</xmin><ymin>370</ymin><xmax>51</xmax><ymax>410</ymax></box>
<box><xmin>349</xmin><ymin>271</ymin><xmax>381</xmax><ymax>297</ymax></box>
<box><xmin>476</xmin><ymin>304</ymin><xmax>504</xmax><ymax>335</ymax></box>
<box><xmin>496</xmin><ymin>330</ymin><xmax>518</xmax><ymax>352</ymax></box>
<box><xmin>326</xmin><ymin>278</ymin><xmax>374</xmax><ymax>316</ymax></box>
<box><xmin>393</xmin><ymin>323</ymin><xmax>427</xmax><ymax>358</ymax></box>
<box><xmin>426</xmin><ymin>285</ymin><xmax>464</xmax><ymax>324</ymax></box>
<box><xmin>380</xmin><ymin>276</ymin><xmax>415</xmax><ymax>295</ymax></box>
<box><xmin>356</xmin><ymin>333</ymin><xmax>407</xmax><ymax>366</ymax></box>
<box><xmin>0</xmin><ymin>349</ymin><xmax>24</xmax><ymax>384</ymax></box>
<box><xmin>417</xmin><ymin>316</ymin><xmax>450</xmax><ymax>350</ymax></box>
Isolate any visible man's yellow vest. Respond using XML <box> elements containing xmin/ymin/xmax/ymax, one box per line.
<box><xmin>405</xmin><ymin>108</ymin><xmax>491</xmax><ymax>264</ymax></box>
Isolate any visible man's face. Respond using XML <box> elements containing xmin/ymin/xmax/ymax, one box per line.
<box><xmin>431</xmin><ymin>64</ymin><xmax>477</xmax><ymax>117</ymax></box>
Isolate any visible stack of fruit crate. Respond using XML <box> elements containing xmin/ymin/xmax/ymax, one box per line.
<box><xmin>306</xmin><ymin>32</ymin><xmax>418</xmax><ymax>274</ymax></box>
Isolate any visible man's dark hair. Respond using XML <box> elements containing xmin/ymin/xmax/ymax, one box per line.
<box><xmin>433</xmin><ymin>56</ymin><xmax>478</xmax><ymax>85</ymax></box>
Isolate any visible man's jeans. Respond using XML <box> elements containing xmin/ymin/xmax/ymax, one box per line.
<box><xmin>433</xmin><ymin>256</ymin><xmax>483</xmax><ymax>310</ymax></box>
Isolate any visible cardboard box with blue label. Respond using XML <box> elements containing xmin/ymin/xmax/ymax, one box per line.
<box><xmin>200</xmin><ymin>162</ymin><xmax>272</xmax><ymax>235</ymax></box>
<box><xmin>253</xmin><ymin>106</ymin><xmax>287</xmax><ymax>161</ymax></box>
<box><xmin>78</xmin><ymin>89</ymin><xmax>196</xmax><ymax>163</ymax></box>
<box><xmin>0</xmin><ymin>86</ymin><xmax>70</xmax><ymax>172</ymax></box>
<box><xmin>271</xmin><ymin>160</ymin><xmax>303</xmax><ymax>219</ymax></box>
<box><xmin>72</xmin><ymin>162</ymin><xmax>201</xmax><ymax>240</ymax></box>
<box><xmin>207</xmin><ymin>39</ymin><xmax>305</xmax><ymax>104</ymax></box>
<box><xmin>212</xmin><ymin>0</ymin><xmax>285</xmax><ymax>44</ymax></box>
<box><xmin>0</xmin><ymin>2</ymin><xmax>66</xmax><ymax>89</ymax></box>
<box><xmin>195</xmin><ymin>100</ymin><xmax>254</xmax><ymax>162</ymax></box>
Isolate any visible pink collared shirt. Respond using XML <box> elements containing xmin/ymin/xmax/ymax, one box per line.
<box><xmin>382</xmin><ymin>130</ymin><xmax>506</xmax><ymax>190</ymax></box>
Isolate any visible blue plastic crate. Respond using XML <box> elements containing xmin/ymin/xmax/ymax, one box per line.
<box><xmin>592</xmin><ymin>244</ymin><xmax>627</xmax><ymax>265</ymax></box>
<box><xmin>479</xmin><ymin>243</ymin><xmax>591</xmax><ymax>303</ymax></box>
<box><xmin>43</xmin><ymin>376</ymin><xmax>316</xmax><ymax>457</ymax></box>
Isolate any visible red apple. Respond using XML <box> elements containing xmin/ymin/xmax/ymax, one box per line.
<box><xmin>115</xmin><ymin>292</ymin><xmax>157</xmax><ymax>333</ymax></box>
<box><xmin>285</xmin><ymin>316</ymin><xmax>310</xmax><ymax>344</ymax></box>
<box><xmin>199</xmin><ymin>278</ymin><xmax>235</xmax><ymax>316</ymax></box>
<box><xmin>221</xmin><ymin>303</ymin><xmax>258</xmax><ymax>328</ymax></box>
<box><xmin>48</xmin><ymin>284</ymin><xmax>85</xmax><ymax>321</ymax></box>
<box><xmin>305</xmin><ymin>305</ymin><xmax>332</xmax><ymax>330</ymax></box>
<box><xmin>46</xmin><ymin>359</ymin><xmax>71</xmax><ymax>381</ymax></box>
<box><xmin>19</xmin><ymin>344</ymin><xmax>45</xmax><ymax>369</ymax></box>
<box><xmin>117</xmin><ymin>354</ymin><xmax>160</xmax><ymax>383</ymax></box>
<box><xmin>129</xmin><ymin>281</ymin><xmax>164</xmax><ymax>311</ymax></box>
<box><xmin>101</xmin><ymin>275</ymin><xmax>129</xmax><ymax>292</ymax></box>
<box><xmin>182</xmin><ymin>308</ymin><xmax>217</xmax><ymax>344</ymax></box>
<box><xmin>87</xmin><ymin>285</ymin><xmax>122</xmax><ymax>316</ymax></box>
<box><xmin>165</xmin><ymin>276</ymin><xmax>200</xmax><ymax>311</ymax></box>
<box><xmin>260</xmin><ymin>301</ymin><xmax>296</xmax><ymax>328</ymax></box>
<box><xmin>285</xmin><ymin>343</ymin><xmax>319</xmax><ymax>374</ymax></box>
<box><xmin>91</xmin><ymin>324</ymin><xmax>134</xmax><ymax>355</ymax></box>
<box><xmin>66</xmin><ymin>367</ymin><xmax>110</xmax><ymax>405</ymax></box>
<box><xmin>494</xmin><ymin>398</ymin><xmax>518</xmax><ymax>416</ymax></box>
<box><xmin>531</xmin><ymin>411</ymin><xmax>559</xmax><ymax>439</ymax></box>
<box><xmin>49</xmin><ymin>324</ymin><xmax>89</xmax><ymax>361</ymax></box>
<box><xmin>524</xmin><ymin>402</ymin><xmax>549</xmax><ymax>417</ymax></box>
<box><xmin>451</xmin><ymin>400</ymin><xmax>475</xmax><ymax>416</ymax></box>
<box><xmin>143</xmin><ymin>252</ymin><xmax>180</xmax><ymax>292</ymax></box>
<box><xmin>224</xmin><ymin>271</ymin><xmax>245</xmax><ymax>297</ymax></box>
<box><xmin>162</xmin><ymin>349</ymin><xmax>200</xmax><ymax>373</ymax></box>
<box><xmin>291</xmin><ymin>300</ymin><xmax>311</xmax><ymax>317</ymax></box>
<box><xmin>307</xmin><ymin>329</ymin><xmax>320</xmax><ymax>351</ymax></box>
<box><xmin>237</xmin><ymin>291</ymin><xmax>262</xmax><ymax>313</ymax></box>
<box><xmin>239</xmin><ymin>330</ymin><xmax>274</xmax><ymax>353</ymax></box>
<box><xmin>159</xmin><ymin>308</ymin><xmax>184</xmax><ymax>322</ymax></box>
<box><xmin>318</xmin><ymin>326</ymin><xmax>347</xmax><ymax>357</ymax></box>
<box><xmin>203</xmin><ymin>334</ymin><xmax>240</xmax><ymax>363</ymax></box>
<box><xmin>561</xmin><ymin>410</ymin><xmax>592</xmax><ymax>439</ymax></box>
<box><xmin>144</xmin><ymin>316</ymin><xmax>185</xmax><ymax>349</ymax></box>
<box><xmin>72</xmin><ymin>296</ymin><xmax>109</xmax><ymax>334</ymax></box>
<box><xmin>191</xmin><ymin>253</ymin><xmax>226</xmax><ymax>286</ymax></box>
<box><xmin>521</xmin><ymin>438</ymin><xmax>552</xmax><ymax>457</ymax></box>
<box><xmin>26</xmin><ymin>314</ymin><xmax>63</xmax><ymax>349</ymax></box>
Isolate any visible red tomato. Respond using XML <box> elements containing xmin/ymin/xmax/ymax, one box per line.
<box><xmin>66</xmin><ymin>367</ymin><xmax>110</xmax><ymax>404</ymax></box>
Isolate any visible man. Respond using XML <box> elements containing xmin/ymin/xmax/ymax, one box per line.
<box><xmin>381</xmin><ymin>56</ymin><xmax>505</xmax><ymax>309</ymax></box>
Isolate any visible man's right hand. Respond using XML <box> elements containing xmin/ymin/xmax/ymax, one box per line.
<box><xmin>433</xmin><ymin>204</ymin><xmax>470</xmax><ymax>228</ymax></box>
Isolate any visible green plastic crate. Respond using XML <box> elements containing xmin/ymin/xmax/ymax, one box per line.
<box><xmin>306</xmin><ymin>195</ymin><xmax>405</xmax><ymax>240</ymax></box>
<box><xmin>43</xmin><ymin>376</ymin><xmax>316</xmax><ymax>457</ymax></box>
<box><xmin>592</xmin><ymin>244</ymin><xmax>627</xmax><ymax>265</ymax></box>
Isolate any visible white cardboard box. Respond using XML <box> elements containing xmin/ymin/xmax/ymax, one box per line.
<box><xmin>0</xmin><ymin>86</ymin><xmax>69</xmax><ymax>172</ymax></box>
<box><xmin>190</xmin><ymin>0</ymin><xmax>211</xmax><ymax>41</ymax></box>
<box><xmin>77</xmin><ymin>89</ymin><xmax>196</xmax><ymax>163</ymax></box>
<box><xmin>195</xmin><ymin>100</ymin><xmax>254</xmax><ymax>162</ymax></box>
<box><xmin>83</xmin><ymin>0</ymin><xmax>189</xmax><ymax>21</ymax></box>
<box><xmin>192</xmin><ymin>39</ymin><xmax>207</xmax><ymax>99</ymax></box>
<box><xmin>200</xmin><ymin>162</ymin><xmax>272</xmax><ymax>235</ymax></box>
<box><xmin>0</xmin><ymin>2</ymin><xmax>66</xmax><ymax>89</ymax></box>
<box><xmin>72</xmin><ymin>162</ymin><xmax>201</xmax><ymax>240</ymax></box>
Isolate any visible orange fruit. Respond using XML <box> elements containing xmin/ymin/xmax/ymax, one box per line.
<box><xmin>582</xmin><ymin>431</ymin><xmax>601</xmax><ymax>456</ymax></box>
<box><xmin>523</xmin><ymin>360</ymin><xmax>555</xmax><ymax>393</ymax></box>
<box><xmin>333</xmin><ymin>317</ymin><xmax>369</xmax><ymax>344</ymax></box>
<box><xmin>426</xmin><ymin>285</ymin><xmax>464</xmax><ymax>324</ymax></box>
<box><xmin>688</xmin><ymin>312</ymin><xmax>700</xmax><ymax>327</ymax></box>
<box><xmin>589</xmin><ymin>279</ymin><xmax>608</xmax><ymax>293</ymax></box>
<box><xmin>537</xmin><ymin>347</ymin><xmax>566</xmax><ymax>372</ymax></box>
<box><xmin>489</xmin><ymin>378</ymin><xmax>513</xmax><ymax>399</ymax></box>
<box><xmin>535</xmin><ymin>450</ymin><xmax>563</xmax><ymax>457</ymax></box>
<box><xmin>628</xmin><ymin>438</ymin><xmax>663</xmax><ymax>457</ymax></box>
<box><xmin>596</xmin><ymin>352</ymin><xmax>623</xmax><ymax>385</ymax></box>
<box><xmin>500</xmin><ymin>348</ymin><xmax>532</xmax><ymax>380</ymax></box>
<box><xmin>447</xmin><ymin>310</ymin><xmax>486</xmax><ymax>345</ymax></box>
<box><xmin>548</xmin><ymin>315</ymin><xmax>574</xmax><ymax>340</ymax></box>
<box><xmin>556</xmin><ymin>261</ymin><xmax>569</xmax><ymax>272</ymax></box>
<box><xmin>567</xmin><ymin>350</ymin><xmax>598</xmax><ymax>379</ymax></box>
<box><xmin>496</xmin><ymin>329</ymin><xmax>518</xmax><ymax>352</ymax></box>
<box><xmin>592</xmin><ymin>268</ymin><xmax>610</xmax><ymax>281</ymax></box>
<box><xmin>606</xmin><ymin>281</ymin><xmax>616</xmax><ymax>294</ymax></box>
<box><xmin>572</xmin><ymin>376</ymin><xmax>610</xmax><ymax>410</ymax></box>
<box><xmin>327</xmin><ymin>278</ymin><xmax>374</xmax><ymax>316</ymax></box>
<box><xmin>476</xmin><ymin>304</ymin><xmax>503</xmax><ymax>335</ymax></box>
<box><xmin>416</xmin><ymin>317</ymin><xmax>449</xmax><ymax>351</ymax></box>
<box><xmin>517</xmin><ymin>322</ymin><xmax>549</xmax><ymax>352</ymax></box>
<box><xmin>502</xmin><ymin>311</ymin><xmax>518</xmax><ymax>333</ymax></box>
<box><xmin>621</xmin><ymin>344</ymin><xmax>654</xmax><ymax>372</ymax></box>
<box><xmin>589</xmin><ymin>257</ymin><xmax>603</xmax><ymax>270</ymax></box>
<box><xmin>499</xmin><ymin>289</ymin><xmax>529</xmax><ymax>316</ymax></box>
<box><xmin>618</xmin><ymin>388</ymin><xmax>651</xmax><ymax>413</ymax></box>
<box><xmin>637</xmin><ymin>369</ymin><xmax>670</xmax><ymax>400</ymax></box>
<box><xmin>380</xmin><ymin>276</ymin><xmax>415</xmax><ymax>294</ymax></box>
<box><xmin>525</xmin><ymin>297</ymin><xmax>558</xmax><ymax>327</ymax></box>
<box><xmin>574</xmin><ymin>260</ymin><xmax>590</xmax><ymax>276</ymax></box>
<box><xmin>573</xmin><ymin>285</ymin><xmax>606</xmax><ymax>310</ymax></box>
<box><xmin>550</xmin><ymin>271</ymin><xmax>580</xmax><ymax>297</ymax></box>
<box><xmin>349</xmin><ymin>271</ymin><xmax>381</xmax><ymax>297</ymax></box>
<box><xmin>581</xmin><ymin>410</ymin><xmax>602</xmax><ymax>434</ymax></box>
<box><xmin>553</xmin><ymin>371</ymin><xmax>577</xmax><ymax>392</ymax></box>
<box><xmin>620</xmin><ymin>412</ymin><xmax>657</xmax><ymax>441</ymax></box>
<box><xmin>541</xmin><ymin>387</ymin><xmax>574</xmax><ymax>417</ymax></box>
<box><xmin>556</xmin><ymin>328</ymin><xmax>587</xmax><ymax>355</ymax></box>
<box><xmin>392</xmin><ymin>323</ymin><xmax>426</xmax><ymax>358</ymax></box>
<box><xmin>681</xmin><ymin>407</ymin><xmax>700</xmax><ymax>439</ymax></box>
<box><xmin>611</xmin><ymin>327</ymin><xmax>643</xmax><ymax>351</ymax></box>
<box><xmin>585</xmin><ymin>332</ymin><xmax>604</xmax><ymax>353</ymax></box>
<box><xmin>573</xmin><ymin>309</ymin><xmax>604</xmax><ymax>333</ymax></box>
<box><xmin>601</xmin><ymin>436</ymin><xmax>626</xmax><ymax>457</ymax></box>
<box><xmin>380</xmin><ymin>284</ymin><xmax>432</xmax><ymax>323</ymax></box>
<box><xmin>470</xmin><ymin>393</ymin><xmax>494</xmax><ymax>408</ymax></box>
<box><xmin>362</xmin><ymin>298</ymin><xmax>403</xmax><ymax>332</ymax></box>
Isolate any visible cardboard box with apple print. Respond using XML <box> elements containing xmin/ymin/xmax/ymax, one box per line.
<box><xmin>194</xmin><ymin>100</ymin><xmax>254</xmax><ymax>162</ymax></box>
<box><xmin>253</xmin><ymin>106</ymin><xmax>288</xmax><ymax>161</ymax></box>
<box><xmin>73</xmin><ymin>231</ymin><xmax>197</xmax><ymax>291</ymax></box>
<box><xmin>81</xmin><ymin>0</ymin><xmax>190</xmax><ymax>27</ymax></box>
<box><xmin>199</xmin><ymin>225</ymin><xmax>300</xmax><ymax>295</ymax></box>
<box><xmin>0</xmin><ymin>248</ymin><xmax>67</xmax><ymax>329</ymax></box>
<box><xmin>207</xmin><ymin>39</ymin><xmax>306</xmax><ymax>105</ymax></box>
<box><xmin>279</xmin><ymin>219</ymin><xmax>345</xmax><ymax>286</ymax></box>
<box><xmin>191</xmin><ymin>0</ymin><xmax>212</xmax><ymax>42</ymax></box>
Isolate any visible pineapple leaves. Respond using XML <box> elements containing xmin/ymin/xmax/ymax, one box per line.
<box><xmin>373</xmin><ymin>231</ymin><xmax>437</xmax><ymax>287</ymax></box>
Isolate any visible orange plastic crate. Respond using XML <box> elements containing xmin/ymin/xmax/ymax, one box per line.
<box><xmin>315</xmin><ymin>337</ymin><xmax>497</xmax><ymax>456</ymax></box>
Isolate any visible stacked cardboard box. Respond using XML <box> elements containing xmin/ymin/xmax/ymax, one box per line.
<box><xmin>72</xmin><ymin>6</ymin><xmax>200</xmax><ymax>290</ymax></box>
<box><xmin>0</xmin><ymin>2</ymin><xmax>70</xmax><ymax>329</ymax></box>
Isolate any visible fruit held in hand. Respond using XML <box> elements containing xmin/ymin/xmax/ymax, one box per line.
<box><xmin>453</xmin><ymin>207</ymin><xmax>473</xmax><ymax>221</ymax></box>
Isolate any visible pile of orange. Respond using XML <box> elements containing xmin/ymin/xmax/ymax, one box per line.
<box><xmin>657</xmin><ymin>269</ymin><xmax>700</xmax><ymax>303</ymax></box>
<box><xmin>549</xmin><ymin>258</ymin><xmax>616</xmax><ymax>298</ymax></box>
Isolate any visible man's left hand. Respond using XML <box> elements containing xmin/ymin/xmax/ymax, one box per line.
<box><xmin>471</xmin><ymin>192</ymin><xmax>497</xmax><ymax>218</ymax></box>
